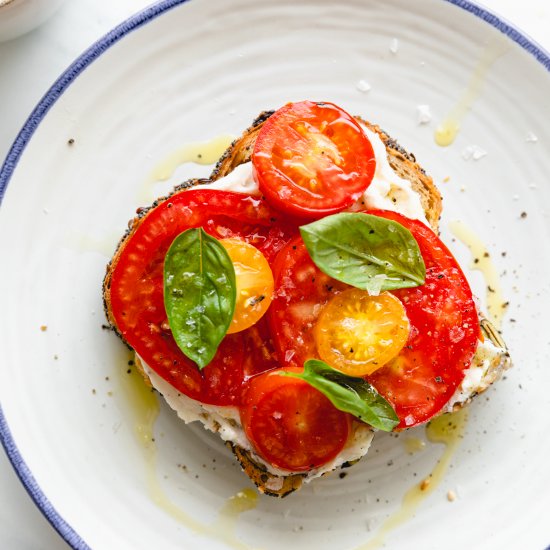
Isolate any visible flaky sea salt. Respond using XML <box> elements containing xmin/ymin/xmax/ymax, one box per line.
<box><xmin>356</xmin><ymin>79</ymin><xmax>372</xmax><ymax>93</ymax></box>
<box><xmin>416</xmin><ymin>104</ymin><xmax>432</xmax><ymax>125</ymax></box>
<box><xmin>462</xmin><ymin>145</ymin><xmax>488</xmax><ymax>161</ymax></box>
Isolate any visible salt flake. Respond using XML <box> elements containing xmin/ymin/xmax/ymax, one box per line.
<box><xmin>462</xmin><ymin>145</ymin><xmax>487</xmax><ymax>161</ymax></box>
<box><xmin>356</xmin><ymin>79</ymin><xmax>371</xmax><ymax>93</ymax></box>
<box><xmin>416</xmin><ymin>104</ymin><xmax>432</xmax><ymax>125</ymax></box>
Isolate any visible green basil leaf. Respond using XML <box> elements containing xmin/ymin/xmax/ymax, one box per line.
<box><xmin>281</xmin><ymin>359</ymin><xmax>399</xmax><ymax>431</ymax></box>
<box><xmin>163</xmin><ymin>228</ymin><xmax>236</xmax><ymax>369</ymax></box>
<box><xmin>300</xmin><ymin>212</ymin><xmax>425</xmax><ymax>294</ymax></box>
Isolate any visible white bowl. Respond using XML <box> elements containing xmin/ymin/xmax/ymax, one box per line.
<box><xmin>0</xmin><ymin>0</ymin><xmax>67</xmax><ymax>43</ymax></box>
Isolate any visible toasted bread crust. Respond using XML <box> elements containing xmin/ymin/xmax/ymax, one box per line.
<box><xmin>227</xmin><ymin>443</ymin><xmax>305</xmax><ymax>497</ymax></box>
<box><xmin>103</xmin><ymin>109</ymin><xmax>508</xmax><ymax>498</ymax></box>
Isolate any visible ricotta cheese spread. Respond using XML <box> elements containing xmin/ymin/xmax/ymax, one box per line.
<box><xmin>444</xmin><ymin>337</ymin><xmax>508</xmax><ymax>412</ymax></box>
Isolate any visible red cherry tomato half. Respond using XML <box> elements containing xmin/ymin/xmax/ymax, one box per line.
<box><xmin>240</xmin><ymin>369</ymin><xmax>350</xmax><ymax>471</ymax></box>
<box><xmin>107</xmin><ymin>189</ymin><xmax>295</xmax><ymax>406</ymax></box>
<box><xmin>252</xmin><ymin>101</ymin><xmax>376</xmax><ymax>219</ymax></box>
<box><xmin>268</xmin><ymin>212</ymin><xmax>480</xmax><ymax>428</ymax></box>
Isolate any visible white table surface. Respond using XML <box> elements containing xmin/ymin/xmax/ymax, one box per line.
<box><xmin>0</xmin><ymin>0</ymin><xmax>548</xmax><ymax>548</ymax></box>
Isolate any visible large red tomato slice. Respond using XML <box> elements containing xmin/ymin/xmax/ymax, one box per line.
<box><xmin>252</xmin><ymin>101</ymin><xmax>376</xmax><ymax>219</ymax></box>
<box><xmin>107</xmin><ymin>189</ymin><xmax>295</xmax><ymax>406</ymax></box>
<box><xmin>268</xmin><ymin>211</ymin><xmax>480</xmax><ymax>428</ymax></box>
<box><xmin>240</xmin><ymin>369</ymin><xmax>351</xmax><ymax>471</ymax></box>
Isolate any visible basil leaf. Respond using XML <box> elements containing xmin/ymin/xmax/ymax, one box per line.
<box><xmin>300</xmin><ymin>212</ymin><xmax>425</xmax><ymax>294</ymax></box>
<box><xmin>281</xmin><ymin>359</ymin><xmax>399</xmax><ymax>432</ymax></box>
<box><xmin>163</xmin><ymin>228</ymin><xmax>236</xmax><ymax>369</ymax></box>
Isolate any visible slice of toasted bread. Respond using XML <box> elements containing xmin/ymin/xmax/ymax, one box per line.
<box><xmin>103</xmin><ymin>110</ymin><xmax>511</xmax><ymax>498</ymax></box>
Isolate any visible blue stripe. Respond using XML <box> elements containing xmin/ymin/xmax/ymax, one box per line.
<box><xmin>0</xmin><ymin>1</ymin><xmax>191</xmax><ymax>547</ymax></box>
<box><xmin>0</xmin><ymin>0</ymin><xmax>549</xmax><ymax>547</ymax></box>
<box><xmin>444</xmin><ymin>0</ymin><xmax>550</xmax><ymax>71</ymax></box>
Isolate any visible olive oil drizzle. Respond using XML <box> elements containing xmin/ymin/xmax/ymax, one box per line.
<box><xmin>114</xmin><ymin>349</ymin><xmax>258</xmax><ymax>549</ymax></box>
<box><xmin>434</xmin><ymin>38</ymin><xmax>508</xmax><ymax>147</ymax></box>
<box><xmin>150</xmin><ymin>134</ymin><xmax>236</xmax><ymax>181</ymax></box>
<box><xmin>359</xmin><ymin>409</ymin><xmax>468</xmax><ymax>550</ymax></box>
<box><xmin>449</xmin><ymin>219</ymin><xmax>506</xmax><ymax>330</ymax></box>
<box><xmin>403</xmin><ymin>436</ymin><xmax>426</xmax><ymax>454</ymax></box>
<box><xmin>138</xmin><ymin>134</ymin><xmax>236</xmax><ymax>202</ymax></box>
<box><xmin>65</xmin><ymin>231</ymin><xmax>120</xmax><ymax>257</ymax></box>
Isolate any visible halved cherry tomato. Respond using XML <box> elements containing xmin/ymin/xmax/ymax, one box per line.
<box><xmin>314</xmin><ymin>289</ymin><xmax>410</xmax><ymax>376</ymax></box>
<box><xmin>108</xmin><ymin>189</ymin><xmax>296</xmax><ymax>405</ymax></box>
<box><xmin>268</xmin><ymin>212</ymin><xmax>480</xmax><ymax>428</ymax></box>
<box><xmin>220</xmin><ymin>238</ymin><xmax>274</xmax><ymax>334</ymax></box>
<box><xmin>240</xmin><ymin>369</ymin><xmax>350</xmax><ymax>471</ymax></box>
<box><xmin>252</xmin><ymin>101</ymin><xmax>376</xmax><ymax>219</ymax></box>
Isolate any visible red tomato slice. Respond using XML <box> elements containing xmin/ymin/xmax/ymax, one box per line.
<box><xmin>268</xmin><ymin>212</ymin><xmax>480</xmax><ymax>428</ymax></box>
<box><xmin>108</xmin><ymin>189</ymin><xmax>295</xmax><ymax>406</ymax></box>
<box><xmin>366</xmin><ymin>210</ymin><xmax>480</xmax><ymax>428</ymax></box>
<box><xmin>252</xmin><ymin>101</ymin><xmax>376</xmax><ymax>219</ymax></box>
<box><xmin>269</xmin><ymin>235</ymin><xmax>347</xmax><ymax>368</ymax></box>
<box><xmin>240</xmin><ymin>369</ymin><xmax>350</xmax><ymax>471</ymax></box>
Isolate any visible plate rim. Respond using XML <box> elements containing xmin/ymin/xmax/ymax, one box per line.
<box><xmin>0</xmin><ymin>0</ymin><xmax>549</xmax><ymax>548</ymax></box>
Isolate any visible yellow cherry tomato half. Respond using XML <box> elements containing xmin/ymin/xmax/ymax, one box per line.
<box><xmin>220</xmin><ymin>238</ymin><xmax>274</xmax><ymax>334</ymax></box>
<box><xmin>314</xmin><ymin>288</ymin><xmax>410</xmax><ymax>376</ymax></box>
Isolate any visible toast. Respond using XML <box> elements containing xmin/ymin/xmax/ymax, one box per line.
<box><xmin>103</xmin><ymin>109</ymin><xmax>511</xmax><ymax>497</ymax></box>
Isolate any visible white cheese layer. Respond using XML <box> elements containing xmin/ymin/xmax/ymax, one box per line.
<box><xmin>201</xmin><ymin>126</ymin><xmax>429</xmax><ymax>225</ymax></box>
<box><xmin>444</xmin><ymin>337</ymin><xmax>509</xmax><ymax>412</ymax></box>
<box><xmin>141</xmin><ymin>359</ymin><xmax>374</xmax><ymax>481</ymax></box>
<box><xmin>359</xmin><ymin>127</ymin><xmax>428</xmax><ymax>225</ymax></box>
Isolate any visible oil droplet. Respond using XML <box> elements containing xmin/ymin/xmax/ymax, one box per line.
<box><xmin>138</xmin><ymin>134</ymin><xmax>236</xmax><ymax>203</ymax></box>
<box><xmin>426</xmin><ymin>407</ymin><xmax>468</xmax><ymax>447</ymax></box>
<box><xmin>434</xmin><ymin>38</ymin><xmax>509</xmax><ymax>146</ymax></box>
<box><xmin>150</xmin><ymin>134</ymin><xmax>236</xmax><ymax>181</ymax></box>
<box><xmin>359</xmin><ymin>409</ymin><xmax>468</xmax><ymax>550</ymax></box>
<box><xmin>403</xmin><ymin>436</ymin><xmax>426</xmax><ymax>454</ymax></box>
<box><xmin>209</xmin><ymin>489</ymin><xmax>259</xmax><ymax>549</ymax></box>
<box><xmin>65</xmin><ymin>231</ymin><xmax>120</xmax><ymax>257</ymax></box>
<box><xmin>113</xmin><ymin>347</ymin><xmax>258</xmax><ymax>548</ymax></box>
<box><xmin>448</xmin><ymin>220</ymin><xmax>506</xmax><ymax>330</ymax></box>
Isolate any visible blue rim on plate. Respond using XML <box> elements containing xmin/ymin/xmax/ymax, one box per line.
<box><xmin>0</xmin><ymin>1</ymin><xmax>549</xmax><ymax>548</ymax></box>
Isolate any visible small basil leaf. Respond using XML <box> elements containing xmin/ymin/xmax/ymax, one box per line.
<box><xmin>163</xmin><ymin>228</ymin><xmax>236</xmax><ymax>369</ymax></box>
<box><xmin>300</xmin><ymin>212</ymin><xmax>425</xmax><ymax>294</ymax></box>
<box><xmin>281</xmin><ymin>359</ymin><xmax>399</xmax><ymax>431</ymax></box>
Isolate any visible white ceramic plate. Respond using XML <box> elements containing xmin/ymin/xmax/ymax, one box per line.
<box><xmin>1</xmin><ymin>1</ymin><xmax>549</xmax><ymax>549</ymax></box>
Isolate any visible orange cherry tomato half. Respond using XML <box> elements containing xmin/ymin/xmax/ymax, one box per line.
<box><xmin>314</xmin><ymin>289</ymin><xmax>410</xmax><ymax>376</ymax></box>
<box><xmin>252</xmin><ymin>101</ymin><xmax>376</xmax><ymax>219</ymax></box>
<box><xmin>220</xmin><ymin>238</ymin><xmax>274</xmax><ymax>334</ymax></box>
<box><xmin>240</xmin><ymin>369</ymin><xmax>350</xmax><ymax>471</ymax></box>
